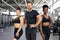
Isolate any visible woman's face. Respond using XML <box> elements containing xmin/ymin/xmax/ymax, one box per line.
<box><xmin>43</xmin><ymin>8</ymin><xmax>48</xmax><ymax>14</ymax></box>
<box><xmin>16</xmin><ymin>10</ymin><xmax>21</xmax><ymax>16</ymax></box>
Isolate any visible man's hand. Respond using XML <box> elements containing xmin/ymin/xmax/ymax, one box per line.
<box><xmin>30</xmin><ymin>24</ymin><xmax>36</xmax><ymax>28</ymax></box>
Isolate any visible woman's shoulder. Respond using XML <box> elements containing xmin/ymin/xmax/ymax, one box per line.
<box><xmin>19</xmin><ymin>15</ymin><xmax>25</xmax><ymax>19</ymax></box>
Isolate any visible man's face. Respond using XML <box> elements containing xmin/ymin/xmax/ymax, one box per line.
<box><xmin>43</xmin><ymin>8</ymin><xmax>48</xmax><ymax>14</ymax></box>
<box><xmin>27</xmin><ymin>3</ymin><xmax>32</xmax><ymax>10</ymax></box>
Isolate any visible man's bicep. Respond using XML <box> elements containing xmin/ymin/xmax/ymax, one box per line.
<box><xmin>36</xmin><ymin>15</ymin><xmax>42</xmax><ymax>20</ymax></box>
<box><xmin>36</xmin><ymin>15</ymin><xmax>40</xmax><ymax>18</ymax></box>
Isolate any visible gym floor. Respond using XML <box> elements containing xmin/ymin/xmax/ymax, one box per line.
<box><xmin>0</xmin><ymin>26</ymin><xmax>59</xmax><ymax>40</ymax></box>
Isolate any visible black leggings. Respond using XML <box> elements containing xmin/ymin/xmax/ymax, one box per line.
<box><xmin>42</xmin><ymin>26</ymin><xmax>50</xmax><ymax>40</ymax></box>
<box><xmin>14</xmin><ymin>28</ymin><xmax>23</xmax><ymax>40</ymax></box>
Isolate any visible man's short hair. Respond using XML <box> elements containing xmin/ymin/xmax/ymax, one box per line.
<box><xmin>27</xmin><ymin>1</ymin><xmax>33</xmax><ymax>5</ymax></box>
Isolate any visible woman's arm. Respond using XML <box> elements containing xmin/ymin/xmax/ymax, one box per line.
<box><xmin>40</xmin><ymin>21</ymin><xmax>45</xmax><ymax>40</ymax></box>
<box><xmin>49</xmin><ymin>16</ymin><xmax>53</xmax><ymax>28</ymax></box>
<box><xmin>40</xmin><ymin>22</ymin><xmax>42</xmax><ymax>32</ymax></box>
<box><xmin>17</xmin><ymin>17</ymin><xmax>24</xmax><ymax>33</ymax></box>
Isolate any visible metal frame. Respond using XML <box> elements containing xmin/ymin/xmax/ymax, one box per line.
<box><xmin>0</xmin><ymin>0</ymin><xmax>59</xmax><ymax>11</ymax></box>
<box><xmin>2</xmin><ymin>0</ymin><xmax>16</xmax><ymax>10</ymax></box>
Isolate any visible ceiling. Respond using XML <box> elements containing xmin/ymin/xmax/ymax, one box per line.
<box><xmin>55</xmin><ymin>7</ymin><xmax>60</xmax><ymax>12</ymax></box>
<box><xmin>0</xmin><ymin>0</ymin><xmax>56</xmax><ymax>11</ymax></box>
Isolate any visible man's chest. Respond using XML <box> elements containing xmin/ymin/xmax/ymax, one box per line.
<box><xmin>25</xmin><ymin>12</ymin><xmax>35</xmax><ymax>19</ymax></box>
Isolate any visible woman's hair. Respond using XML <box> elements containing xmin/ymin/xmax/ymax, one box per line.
<box><xmin>16</xmin><ymin>6</ymin><xmax>21</xmax><ymax>11</ymax></box>
<box><xmin>42</xmin><ymin>5</ymin><xmax>49</xmax><ymax>9</ymax></box>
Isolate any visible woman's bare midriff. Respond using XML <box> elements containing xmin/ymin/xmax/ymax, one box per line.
<box><xmin>14</xmin><ymin>23</ymin><xmax>20</xmax><ymax>28</ymax></box>
<box><xmin>42</xmin><ymin>22</ymin><xmax>50</xmax><ymax>26</ymax></box>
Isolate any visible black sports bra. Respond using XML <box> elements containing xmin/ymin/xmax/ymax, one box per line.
<box><xmin>13</xmin><ymin>16</ymin><xmax>21</xmax><ymax>23</ymax></box>
<box><xmin>42</xmin><ymin>15</ymin><xmax>50</xmax><ymax>22</ymax></box>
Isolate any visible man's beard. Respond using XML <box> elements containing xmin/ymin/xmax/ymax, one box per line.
<box><xmin>28</xmin><ymin>8</ymin><xmax>32</xmax><ymax>10</ymax></box>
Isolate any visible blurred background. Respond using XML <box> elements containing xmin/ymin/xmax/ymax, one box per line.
<box><xmin>0</xmin><ymin>0</ymin><xmax>60</xmax><ymax>40</ymax></box>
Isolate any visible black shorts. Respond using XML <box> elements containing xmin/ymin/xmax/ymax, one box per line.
<box><xmin>14</xmin><ymin>28</ymin><xmax>23</xmax><ymax>40</ymax></box>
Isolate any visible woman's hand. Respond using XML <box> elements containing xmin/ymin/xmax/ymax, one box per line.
<box><xmin>16</xmin><ymin>32</ymin><xmax>19</xmax><ymax>37</ymax></box>
<box><xmin>41</xmin><ymin>32</ymin><xmax>45</xmax><ymax>40</ymax></box>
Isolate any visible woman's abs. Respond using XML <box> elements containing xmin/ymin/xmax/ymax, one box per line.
<box><xmin>42</xmin><ymin>22</ymin><xmax>50</xmax><ymax>26</ymax></box>
<box><xmin>14</xmin><ymin>23</ymin><xmax>20</xmax><ymax>28</ymax></box>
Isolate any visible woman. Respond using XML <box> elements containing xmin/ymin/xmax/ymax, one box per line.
<box><xmin>40</xmin><ymin>5</ymin><xmax>53</xmax><ymax>40</ymax></box>
<box><xmin>13</xmin><ymin>7</ymin><xmax>24</xmax><ymax>40</ymax></box>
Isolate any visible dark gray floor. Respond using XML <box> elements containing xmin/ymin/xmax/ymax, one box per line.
<box><xmin>0</xmin><ymin>26</ymin><xmax>59</xmax><ymax>40</ymax></box>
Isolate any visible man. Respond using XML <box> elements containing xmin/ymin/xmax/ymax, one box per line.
<box><xmin>40</xmin><ymin>5</ymin><xmax>53</xmax><ymax>40</ymax></box>
<box><xmin>25</xmin><ymin>1</ymin><xmax>42</xmax><ymax>40</ymax></box>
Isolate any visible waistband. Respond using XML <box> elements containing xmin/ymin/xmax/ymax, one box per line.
<box><xmin>42</xmin><ymin>26</ymin><xmax>49</xmax><ymax>28</ymax></box>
